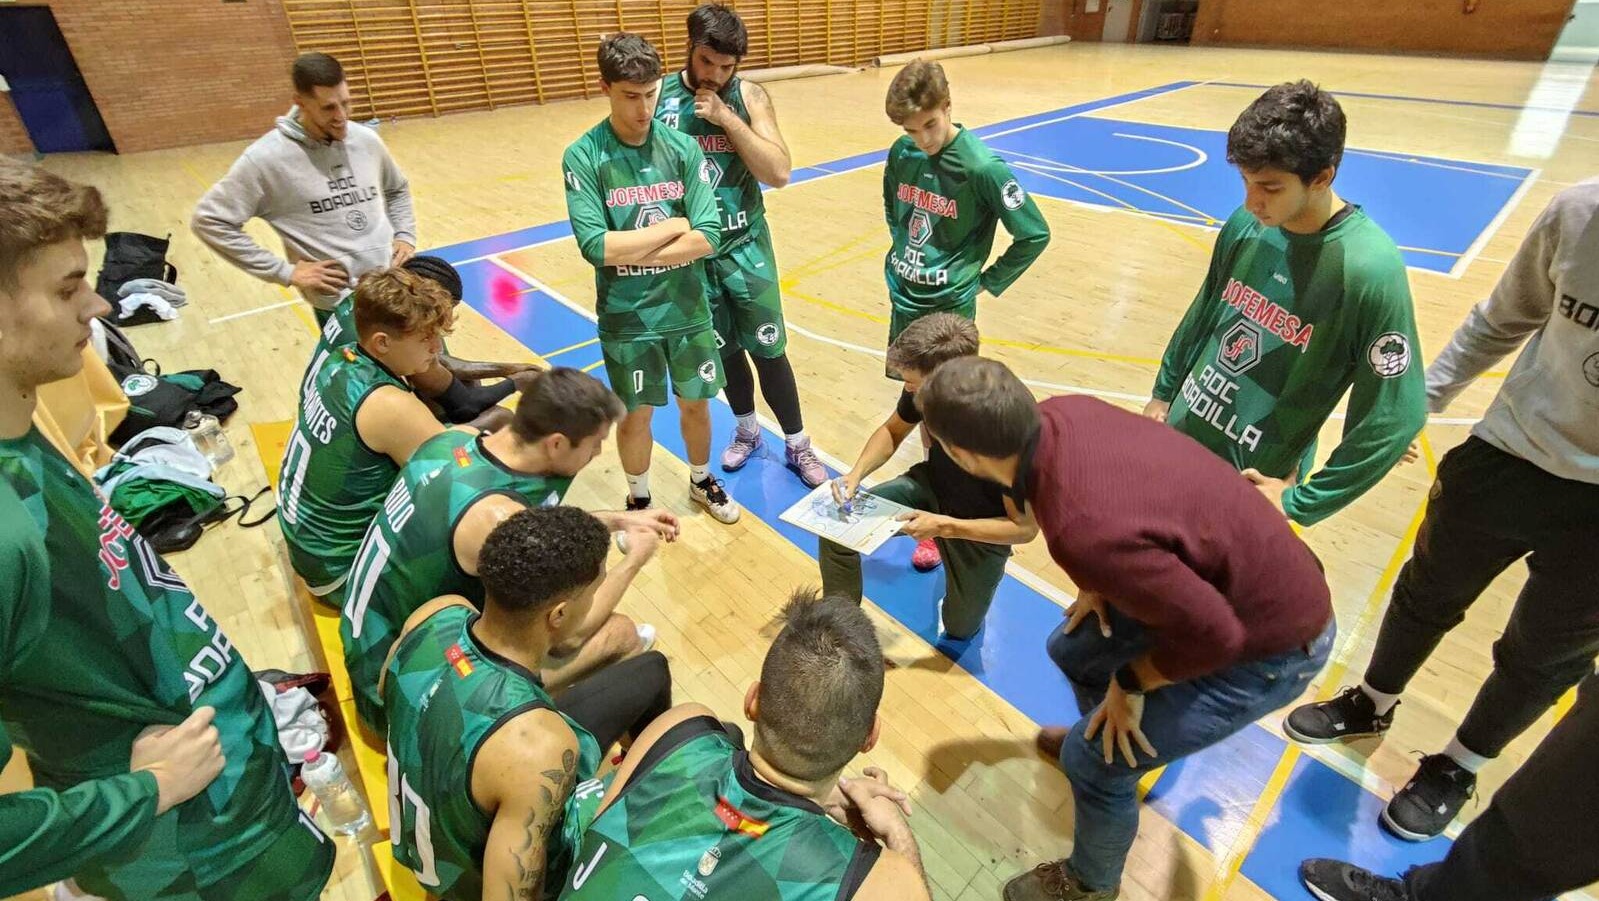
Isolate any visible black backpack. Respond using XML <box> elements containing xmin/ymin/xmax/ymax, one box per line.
<box><xmin>97</xmin><ymin>232</ymin><xmax>178</xmax><ymax>325</ymax></box>
<box><xmin>100</xmin><ymin>319</ymin><xmax>242</xmax><ymax>447</ymax></box>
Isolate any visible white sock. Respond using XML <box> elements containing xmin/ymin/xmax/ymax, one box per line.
<box><xmin>785</xmin><ymin>430</ymin><xmax>807</xmax><ymax>447</ymax></box>
<box><xmin>690</xmin><ymin>464</ymin><xmax>711</xmax><ymax>484</ymax></box>
<box><xmin>626</xmin><ymin>471</ymin><xmax>651</xmax><ymax>499</ymax></box>
<box><xmin>735</xmin><ymin>412</ymin><xmax>758</xmax><ymax>433</ymax></box>
<box><xmin>1442</xmin><ymin>736</ymin><xmax>1490</xmax><ymax>774</ymax></box>
<box><xmin>1360</xmin><ymin>681</ymin><xmax>1401</xmax><ymax>716</ymax></box>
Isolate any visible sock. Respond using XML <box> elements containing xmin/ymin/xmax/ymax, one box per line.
<box><xmin>1360</xmin><ymin>680</ymin><xmax>1401</xmax><ymax>716</ymax></box>
<box><xmin>1442</xmin><ymin>736</ymin><xmax>1490</xmax><ymax>774</ymax></box>
<box><xmin>785</xmin><ymin>430</ymin><xmax>808</xmax><ymax>448</ymax></box>
<box><xmin>626</xmin><ymin>471</ymin><xmax>650</xmax><ymax>500</ymax></box>
<box><xmin>735</xmin><ymin>412</ymin><xmax>758</xmax><ymax>433</ymax></box>
<box><xmin>690</xmin><ymin>464</ymin><xmax>711</xmax><ymax>484</ymax></box>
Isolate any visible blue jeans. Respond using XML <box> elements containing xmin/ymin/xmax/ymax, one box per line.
<box><xmin>1046</xmin><ymin>606</ymin><xmax>1335</xmax><ymax>891</ymax></box>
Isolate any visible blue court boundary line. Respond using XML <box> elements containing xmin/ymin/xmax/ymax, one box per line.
<box><xmin>1206</xmin><ymin>80</ymin><xmax>1599</xmax><ymax>118</ymax></box>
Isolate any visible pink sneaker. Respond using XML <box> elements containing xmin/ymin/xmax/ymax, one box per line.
<box><xmin>721</xmin><ymin>426</ymin><xmax>763</xmax><ymax>471</ymax></box>
<box><xmin>784</xmin><ymin>437</ymin><xmax>827</xmax><ymax>488</ymax></box>
<box><xmin>912</xmin><ymin>538</ymin><xmax>942</xmax><ymax>572</ymax></box>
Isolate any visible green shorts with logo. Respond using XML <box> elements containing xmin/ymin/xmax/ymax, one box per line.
<box><xmin>706</xmin><ymin>221</ymin><xmax>788</xmax><ymax>359</ymax></box>
<box><xmin>601</xmin><ymin>327</ymin><xmax>726</xmax><ymax>409</ymax></box>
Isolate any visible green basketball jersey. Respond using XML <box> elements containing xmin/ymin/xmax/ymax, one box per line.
<box><xmin>0</xmin><ymin>428</ymin><xmax>329</xmax><ymax>899</ymax></box>
<box><xmin>657</xmin><ymin>72</ymin><xmax>763</xmax><ymax>252</ymax></box>
<box><xmin>383</xmin><ymin>605</ymin><xmax>602</xmax><ymax>901</ymax></box>
<box><xmin>299</xmin><ymin>290</ymin><xmax>356</xmax><ymax>403</ymax></box>
<box><xmin>562</xmin><ymin>117</ymin><xmax>722</xmax><ymax>340</ymax></box>
<box><xmin>1151</xmin><ymin>205</ymin><xmax>1427</xmax><ymax>526</ymax></box>
<box><xmin>560</xmin><ymin>717</ymin><xmax>879</xmax><ymax>901</ymax></box>
<box><xmin>341</xmin><ymin>429</ymin><xmax>574</xmax><ymax>733</ymax></box>
<box><xmin>882</xmin><ymin>127</ymin><xmax>1050</xmax><ymax>318</ymax></box>
<box><xmin>278</xmin><ymin>344</ymin><xmax>410</xmax><ymax>594</ymax></box>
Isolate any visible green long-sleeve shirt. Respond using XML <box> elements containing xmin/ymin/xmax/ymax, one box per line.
<box><xmin>1152</xmin><ymin>205</ymin><xmax>1427</xmax><ymax>526</ymax></box>
<box><xmin>881</xmin><ymin>128</ymin><xmax>1050</xmax><ymax>316</ymax></box>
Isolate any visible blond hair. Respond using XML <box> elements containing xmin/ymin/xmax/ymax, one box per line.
<box><xmin>0</xmin><ymin>161</ymin><xmax>108</xmax><ymax>289</ymax></box>
<box><xmin>353</xmin><ymin>267</ymin><xmax>455</xmax><ymax>340</ymax></box>
<box><xmin>885</xmin><ymin>60</ymin><xmax>950</xmax><ymax>124</ymax></box>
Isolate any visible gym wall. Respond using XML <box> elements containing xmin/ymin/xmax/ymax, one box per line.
<box><xmin>1189</xmin><ymin>0</ymin><xmax>1575</xmax><ymax>60</ymax></box>
<box><xmin>282</xmin><ymin>0</ymin><xmax>1045</xmax><ymax>120</ymax></box>
<box><xmin>6</xmin><ymin>1</ymin><xmax>297</xmax><ymax>154</ymax></box>
<box><xmin>0</xmin><ymin>96</ymin><xmax>32</xmax><ymax>156</ymax></box>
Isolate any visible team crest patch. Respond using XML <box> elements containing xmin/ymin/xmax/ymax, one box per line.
<box><xmin>698</xmin><ymin>359</ymin><xmax>719</xmax><ymax>382</ymax></box>
<box><xmin>564</xmin><ymin>170</ymin><xmax>581</xmax><ymax>193</ymax></box>
<box><xmin>908</xmin><ymin>208</ymin><xmax>933</xmax><ymax>248</ymax></box>
<box><xmin>1001</xmin><ymin>179</ymin><xmax>1026</xmax><ymax>210</ymax></box>
<box><xmin>756</xmin><ymin>322</ymin><xmax>780</xmax><ymax>346</ymax></box>
<box><xmin>700</xmin><ymin>157</ymin><xmax>723</xmax><ymax>188</ymax></box>
<box><xmin>1216</xmin><ymin>320</ymin><xmax>1262</xmax><ymax>377</ymax></box>
<box><xmin>635</xmin><ymin>202</ymin><xmax>670</xmax><ymax>229</ymax></box>
<box><xmin>444</xmin><ymin>643</ymin><xmax>474</xmax><ymax>678</ymax></box>
<box><xmin>1583</xmin><ymin>352</ymin><xmax>1599</xmax><ymax>388</ymax></box>
<box><xmin>345</xmin><ymin>209</ymin><xmax>368</xmax><ymax>231</ymax></box>
<box><xmin>121</xmin><ymin>373</ymin><xmax>159</xmax><ymax>397</ymax></box>
<box><xmin>697</xmin><ymin>845</ymin><xmax>722</xmax><ymax>877</ymax></box>
<box><xmin>1368</xmin><ymin>332</ymin><xmax>1411</xmax><ymax>378</ymax></box>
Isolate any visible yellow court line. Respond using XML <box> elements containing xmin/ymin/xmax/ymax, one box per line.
<box><xmin>179</xmin><ymin>160</ymin><xmax>213</xmax><ymax>192</ymax></box>
<box><xmin>291</xmin><ymin>302</ymin><xmax>320</xmax><ymax>335</ymax></box>
<box><xmin>541</xmin><ymin>337</ymin><xmax>600</xmax><ymax>359</ymax></box>
<box><xmin>782</xmin><ymin>230</ymin><xmax>883</xmax><ymax>283</ymax></box>
<box><xmin>1200</xmin><ymin>463</ymin><xmax>1434</xmax><ymax>901</ymax></box>
<box><xmin>581</xmin><ymin>359</ymin><xmax>605</xmax><ymax>373</ymax></box>
<box><xmin>780</xmin><ymin>242</ymin><xmax>889</xmax><ymax>287</ymax></box>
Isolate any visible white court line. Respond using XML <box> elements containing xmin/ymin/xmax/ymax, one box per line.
<box><xmin>994</xmin><ymin>131</ymin><xmax>1209</xmax><ymax>177</ymax></box>
<box><xmin>1345</xmin><ymin>147</ymin><xmax>1529</xmax><ymax>180</ymax></box>
<box><xmin>1450</xmin><ymin>167</ymin><xmax>1542</xmax><ymax>278</ymax></box>
<box><xmin>208</xmin><ymin>297</ymin><xmax>304</xmax><ymax>324</ymax></box>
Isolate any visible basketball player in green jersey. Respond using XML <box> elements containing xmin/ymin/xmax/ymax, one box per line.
<box><xmin>657</xmin><ymin>6</ymin><xmax>827</xmax><ymax>488</ymax></box>
<box><xmin>381</xmin><ymin>506</ymin><xmax>674</xmax><ymax>901</ymax></box>
<box><xmin>559</xmin><ymin>589</ymin><xmax>930</xmax><ymax>901</ymax></box>
<box><xmin>1144</xmin><ymin>81</ymin><xmax>1426</xmax><ymax>526</ymax></box>
<box><xmin>341</xmin><ymin>367</ymin><xmax>679</xmax><ymax>733</ymax></box>
<box><xmin>0</xmin><ymin>163</ymin><xmax>332</xmax><ymax>899</ymax></box>
<box><xmin>562</xmin><ymin>33</ymin><xmax>742</xmax><ymax>525</ymax></box>
<box><xmin>279</xmin><ymin>267</ymin><xmax>462</xmax><ymax>607</ymax></box>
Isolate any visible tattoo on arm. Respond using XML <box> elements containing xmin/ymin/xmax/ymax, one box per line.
<box><xmin>505</xmin><ymin>748</ymin><xmax>577</xmax><ymax>901</ymax></box>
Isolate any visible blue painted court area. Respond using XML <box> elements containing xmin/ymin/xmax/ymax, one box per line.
<box><xmin>422</xmin><ymin>79</ymin><xmax>1581</xmax><ymax>896</ymax></box>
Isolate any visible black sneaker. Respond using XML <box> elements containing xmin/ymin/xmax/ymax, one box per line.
<box><xmin>625</xmin><ymin>494</ymin><xmax>651</xmax><ymax>511</ymax></box>
<box><xmin>1299</xmin><ymin>859</ymin><xmax>1409</xmax><ymax>901</ymax></box>
<box><xmin>1381</xmin><ymin>754</ymin><xmax>1475</xmax><ymax>841</ymax></box>
<box><xmin>1284</xmin><ymin>686</ymin><xmax>1396</xmax><ymax>744</ymax></box>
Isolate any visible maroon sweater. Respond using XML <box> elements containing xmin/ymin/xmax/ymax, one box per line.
<box><xmin>1021</xmin><ymin>396</ymin><xmax>1332</xmax><ymax>681</ymax></box>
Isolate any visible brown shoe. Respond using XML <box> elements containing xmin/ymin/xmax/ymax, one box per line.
<box><xmin>1003</xmin><ymin>860</ymin><xmax>1118</xmax><ymax>901</ymax></box>
<box><xmin>1036</xmin><ymin>726</ymin><xmax>1069</xmax><ymax>761</ymax></box>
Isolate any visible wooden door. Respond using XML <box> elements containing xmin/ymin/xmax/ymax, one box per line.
<box><xmin>1066</xmin><ymin>0</ymin><xmax>1109</xmax><ymax>41</ymax></box>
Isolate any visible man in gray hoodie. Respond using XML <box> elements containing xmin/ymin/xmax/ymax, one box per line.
<box><xmin>1286</xmin><ymin>176</ymin><xmax>1599</xmax><ymax>849</ymax></box>
<box><xmin>192</xmin><ymin>52</ymin><xmax>416</xmax><ymax>324</ymax></box>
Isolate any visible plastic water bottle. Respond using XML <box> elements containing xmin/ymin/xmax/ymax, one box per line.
<box><xmin>301</xmin><ymin>750</ymin><xmax>372</xmax><ymax>835</ymax></box>
<box><xmin>182</xmin><ymin>411</ymin><xmax>235</xmax><ymax>468</ymax></box>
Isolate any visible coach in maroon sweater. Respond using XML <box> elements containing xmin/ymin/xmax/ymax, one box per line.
<box><xmin>918</xmin><ymin>357</ymin><xmax>1335</xmax><ymax>901</ymax></box>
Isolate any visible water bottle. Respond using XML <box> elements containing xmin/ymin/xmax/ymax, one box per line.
<box><xmin>182</xmin><ymin>411</ymin><xmax>235</xmax><ymax>468</ymax></box>
<box><xmin>301</xmin><ymin>749</ymin><xmax>372</xmax><ymax>835</ymax></box>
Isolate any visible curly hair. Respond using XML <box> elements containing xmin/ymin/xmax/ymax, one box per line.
<box><xmin>1226</xmin><ymin>80</ymin><xmax>1347</xmax><ymax>183</ymax></box>
<box><xmin>755</xmin><ymin>588</ymin><xmax>884</xmax><ymax>781</ymax></box>
<box><xmin>887</xmin><ymin>312</ymin><xmax>979</xmax><ymax>377</ymax></box>
<box><xmin>477</xmin><ymin>506</ymin><xmax>611</xmax><ymax>616</ymax></box>
<box><xmin>352</xmin><ymin>267</ymin><xmax>455</xmax><ymax>340</ymax></box>
<box><xmin>885</xmin><ymin>59</ymin><xmax>950</xmax><ymax>124</ymax></box>
<box><xmin>0</xmin><ymin>161</ymin><xmax>107</xmax><ymax>289</ymax></box>
<box><xmin>598</xmin><ymin>32</ymin><xmax>662</xmax><ymax>85</ymax></box>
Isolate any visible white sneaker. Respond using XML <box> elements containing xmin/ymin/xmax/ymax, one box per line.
<box><xmin>53</xmin><ymin>881</ymin><xmax>108</xmax><ymax>901</ymax></box>
<box><xmin>636</xmin><ymin>623</ymin><xmax>657</xmax><ymax>652</ymax></box>
<box><xmin>690</xmin><ymin>476</ymin><xmax>741</xmax><ymax>524</ymax></box>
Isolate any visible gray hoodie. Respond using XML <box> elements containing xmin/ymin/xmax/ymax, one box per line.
<box><xmin>1427</xmin><ymin>177</ymin><xmax>1599</xmax><ymax>483</ymax></box>
<box><xmin>191</xmin><ymin>108</ymin><xmax>417</xmax><ymax>310</ymax></box>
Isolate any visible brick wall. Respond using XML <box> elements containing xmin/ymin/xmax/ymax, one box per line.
<box><xmin>0</xmin><ymin>92</ymin><xmax>34</xmax><ymax>156</ymax></box>
<box><xmin>1039</xmin><ymin>0</ymin><xmax>1067</xmax><ymax>36</ymax></box>
<box><xmin>13</xmin><ymin>0</ymin><xmax>298</xmax><ymax>154</ymax></box>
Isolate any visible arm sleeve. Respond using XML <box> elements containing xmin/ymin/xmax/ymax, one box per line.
<box><xmin>1425</xmin><ymin>202</ymin><xmax>1558</xmax><ymax>413</ymax></box>
<box><xmin>882</xmin><ymin>146</ymin><xmax>896</xmax><ymax>229</ymax></box>
<box><xmin>189</xmin><ymin>153</ymin><xmax>295</xmax><ymax>286</ymax></box>
<box><xmin>0</xmin><ymin>510</ymin><xmax>162</xmax><ymax>896</ymax></box>
<box><xmin>1281</xmin><ymin>266</ymin><xmax>1428</xmax><ymax>526</ymax></box>
<box><xmin>378</xmin><ymin>139</ymin><xmax>418</xmax><ymax>246</ymax></box>
<box><xmin>976</xmin><ymin>161</ymin><xmax>1051</xmax><ymax>297</ymax></box>
<box><xmin>681</xmin><ymin>142</ymin><xmax>723</xmax><ymax>256</ymax></box>
<box><xmin>561</xmin><ymin>144</ymin><xmax>610</xmax><ymax>268</ymax></box>
<box><xmin>1151</xmin><ymin>216</ymin><xmax>1238</xmax><ymax>401</ymax></box>
<box><xmin>1074</xmin><ymin>540</ymin><xmax>1247</xmax><ymax>681</ymax></box>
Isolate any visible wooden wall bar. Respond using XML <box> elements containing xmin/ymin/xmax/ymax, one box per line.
<box><xmin>283</xmin><ymin>0</ymin><xmax>1042</xmax><ymax>118</ymax></box>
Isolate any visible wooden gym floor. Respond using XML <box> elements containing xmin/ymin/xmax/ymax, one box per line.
<box><xmin>7</xmin><ymin>42</ymin><xmax>1598</xmax><ymax>901</ymax></box>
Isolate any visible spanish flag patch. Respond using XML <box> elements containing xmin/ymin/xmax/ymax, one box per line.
<box><xmin>713</xmin><ymin>797</ymin><xmax>769</xmax><ymax>838</ymax></box>
<box><xmin>444</xmin><ymin>643</ymin><xmax>474</xmax><ymax>679</ymax></box>
<box><xmin>341</xmin><ymin>348</ymin><xmax>357</xmax><ymax>363</ymax></box>
<box><xmin>453</xmin><ymin>445</ymin><xmax>472</xmax><ymax>468</ymax></box>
